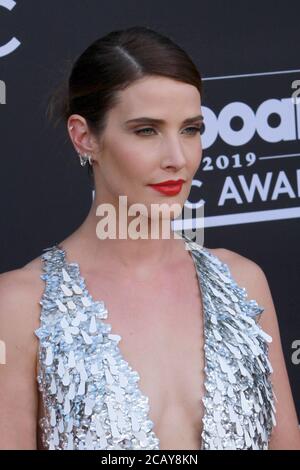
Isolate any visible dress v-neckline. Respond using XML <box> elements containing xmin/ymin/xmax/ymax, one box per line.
<box><xmin>54</xmin><ymin>235</ymin><xmax>207</xmax><ymax>450</ymax></box>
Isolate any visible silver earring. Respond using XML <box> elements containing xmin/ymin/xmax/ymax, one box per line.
<box><xmin>78</xmin><ymin>152</ymin><xmax>93</xmax><ymax>166</ymax></box>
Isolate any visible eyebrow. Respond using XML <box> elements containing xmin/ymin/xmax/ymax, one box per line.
<box><xmin>124</xmin><ymin>114</ymin><xmax>204</xmax><ymax>125</ymax></box>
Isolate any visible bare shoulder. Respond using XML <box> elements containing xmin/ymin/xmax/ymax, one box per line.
<box><xmin>207</xmin><ymin>246</ymin><xmax>276</xmax><ymax>323</ymax></box>
<box><xmin>0</xmin><ymin>253</ymin><xmax>45</xmax><ymax>304</ymax></box>
<box><xmin>208</xmin><ymin>246</ymin><xmax>261</xmax><ymax>269</ymax></box>
<box><xmin>0</xmin><ymin>253</ymin><xmax>45</xmax><ymax>347</ymax></box>
<box><xmin>208</xmin><ymin>246</ymin><xmax>265</xmax><ymax>295</ymax></box>
<box><xmin>0</xmin><ymin>254</ymin><xmax>45</xmax><ymax>449</ymax></box>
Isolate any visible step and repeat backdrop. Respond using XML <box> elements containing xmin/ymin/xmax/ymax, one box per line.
<box><xmin>0</xmin><ymin>1</ymin><xmax>299</xmax><ymax>419</ymax></box>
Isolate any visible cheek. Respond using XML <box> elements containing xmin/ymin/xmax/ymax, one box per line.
<box><xmin>99</xmin><ymin>135</ymin><xmax>148</xmax><ymax>195</ymax></box>
<box><xmin>103</xmin><ymin>150</ymin><xmax>147</xmax><ymax>195</ymax></box>
<box><xmin>118</xmin><ymin>152</ymin><xmax>145</xmax><ymax>180</ymax></box>
<box><xmin>115</xmin><ymin>144</ymin><xmax>155</xmax><ymax>182</ymax></box>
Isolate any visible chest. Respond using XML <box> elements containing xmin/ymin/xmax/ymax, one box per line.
<box><xmin>37</xmin><ymin>243</ymin><xmax>275</xmax><ymax>450</ymax></box>
<box><xmin>82</xmin><ymin>263</ymin><xmax>206</xmax><ymax>449</ymax></box>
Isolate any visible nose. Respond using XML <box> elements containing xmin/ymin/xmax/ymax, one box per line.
<box><xmin>160</xmin><ymin>135</ymin><xmax>187</xmax><ymax>170</ymax></box>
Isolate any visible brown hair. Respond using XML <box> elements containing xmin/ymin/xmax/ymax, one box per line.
<box><xmin>46</xmin><ymin>26</ymin><xmax>203</xmax><ymax>187</ymax></box>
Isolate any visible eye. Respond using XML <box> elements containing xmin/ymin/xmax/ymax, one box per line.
<box><xmin>183</xmin><ymin>126</ymin><xmax>202</xmax><ymax>135</ymax></box>
<box><xmin>135</xmin><ymin>127</ymin><xmax>156</xmax><ymax>136</ymax></box>
<box><xmin>134</xmin><ymin>123</ymin><xmax>204</xmax><ymax>137</ymax></box>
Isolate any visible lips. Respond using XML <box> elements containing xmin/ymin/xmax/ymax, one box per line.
<box><xmin>151</xmin><ymin>179</ymin><xmax>185</xmax><ymax>186</ymax></box>
<box><xmin>148</xmin><ymin>179</ymin><xmax>185</xmax><ymax>196</ymax></box>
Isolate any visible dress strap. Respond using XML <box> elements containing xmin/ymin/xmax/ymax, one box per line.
<box><xmin>180</xmin><ymin>232</ymin><xmax>276</xmax><ymax>449</ymax></box>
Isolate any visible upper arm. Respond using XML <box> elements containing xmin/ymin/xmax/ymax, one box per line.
<box><xmin>0</xmin><ymin>269</ymin><xmax>40</xmax><ymax>449</ymax></box>
<box><xmin>219</xmin><ymin>249</ymin><xmax>300</xmax><ymax>450</ymax></box>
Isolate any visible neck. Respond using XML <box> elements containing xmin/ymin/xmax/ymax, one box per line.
<box><xmin>65</xmin><ymin>191</ymin><xmax>187</xmax><ymax>275</ymax></box>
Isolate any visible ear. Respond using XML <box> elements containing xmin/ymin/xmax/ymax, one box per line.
<box><xmin>67</xmin><ymin>114</ymin><xmax>98</xmax><ymax>155</ymax></box>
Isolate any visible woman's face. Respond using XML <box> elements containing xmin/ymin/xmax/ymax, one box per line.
<box><xmin>93</xmin><ymin>75</ymin><xmax>203</xmax><ymax>219</ymax></box>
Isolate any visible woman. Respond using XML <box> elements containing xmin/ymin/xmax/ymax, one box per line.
<box><xmin>0</xmin><ymin>26</ymin><xmax>299</xmax><ymax>451</ymax></box>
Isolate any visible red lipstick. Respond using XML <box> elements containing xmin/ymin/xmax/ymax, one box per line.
<box><xmin>148</xmin><ymin>179</ymin><xmax>185</xmax><ymax>196</ymax></box>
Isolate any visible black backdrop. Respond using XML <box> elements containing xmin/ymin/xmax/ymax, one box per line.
<box><xmin>0</xmin><ymin>0</ymin><xmax>299</xmax><ymax>421</ymax></box>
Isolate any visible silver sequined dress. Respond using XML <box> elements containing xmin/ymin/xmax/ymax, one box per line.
<box><xmin>34</xmin><ymin>234</ymin><xmax>276</xmax><ymax>450</ymax></box>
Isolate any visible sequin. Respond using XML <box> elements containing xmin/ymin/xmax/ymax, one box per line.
<box><xmin>34</xmin><ymin>233</ymin><xmax>276</xmax><ymax>450</ymax></box>
<box><xmin>45</xmin><ymin>346</ymin><xmax>53</xmax><ymax>366</ymax></box>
